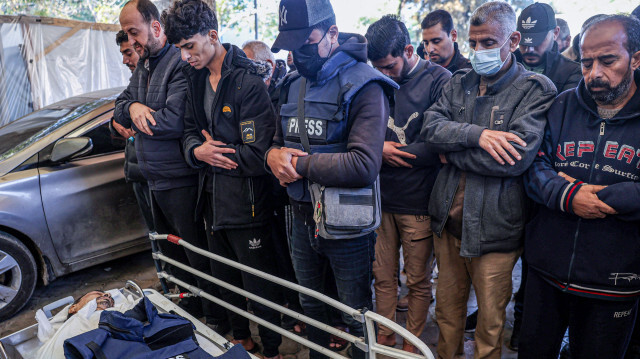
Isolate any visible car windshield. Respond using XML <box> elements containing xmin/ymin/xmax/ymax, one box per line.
<box><xmin>0</xmin><ymin>98</ymin><xmax>112</xmax><ymax>162</ymax></box>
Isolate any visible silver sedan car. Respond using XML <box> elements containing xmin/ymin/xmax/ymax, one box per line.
<box><xmin>0</xmin><ymin>88</ymin><xmax>149</xmax><ymax>320</ymax></box>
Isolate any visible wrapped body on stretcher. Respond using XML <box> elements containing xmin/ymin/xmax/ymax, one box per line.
<box><xmin>30</xmin><ymin>289</ymin><xmax>247</xmax><ymax>359</ymax></box>
<box><xmin>33</xmin><ymin>289</ymin><xmax>136</xmax><ymax>359</ymax></box>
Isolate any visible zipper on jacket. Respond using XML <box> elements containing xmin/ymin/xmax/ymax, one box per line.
<box><xmin>565</xmin><ymin>120</ymin><xmax>605</xmax><ymax>289</ymax></box>
<box><xmin>248</xmin><ymin>177</ymin><xmax>255</xmax><ymax>218</ymax></box>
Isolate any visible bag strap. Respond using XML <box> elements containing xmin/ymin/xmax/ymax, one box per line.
<box><xmin>86</xmin><ymin>341</ymin><xmax>108</xmax><ymax>359</ymax></box>
<box><xmin>296</xmin><ymin>77</ymin><xmax>311</xmax><ymax>154</ymax></box>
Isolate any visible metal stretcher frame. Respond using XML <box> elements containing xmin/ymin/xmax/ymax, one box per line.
<box><xmin>149</xmin><ymin>232</ymin><xmax>436</xmax><ymax>359</ymax></box>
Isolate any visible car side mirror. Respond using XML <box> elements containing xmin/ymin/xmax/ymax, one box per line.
<box><xmin>51</xmin><ymin>137</ymin><xmax>93</xmax><ymax>162</ymax></box>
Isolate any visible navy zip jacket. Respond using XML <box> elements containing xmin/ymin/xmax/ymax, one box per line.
<box><xmin>114</xmin><ymin>43</ymin><xmax>198</xmax><ymax>191</ymax></box>
<box><xmin>525</xmin><ymin>70</ymin><xmax>640</xmax><ymax>300</ymax></box>
<box><xmin>381</xmin><ymin>58</ymin><xmax>450</xmax><ymax>214</ymax></box>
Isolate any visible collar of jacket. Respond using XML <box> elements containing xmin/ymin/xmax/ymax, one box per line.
<box><xmin>150</xmin><ymin>41</ymin><xmax>171</xmax><ymax>60</ymax></box>
<box><xmin>460</xmin><ymin>53</ymin><xmax>521</xmax><ymax>95</ymax></box>
<box><xmin>449</xmin><ymin>43</ymin><xmax>462</xmax><ymax>68</ymax></box>
<box><xmin>575</xmin><ymin>68</ymin><xmax>640</xmax><ymax>124</ymax></box>
<box><xmin>314</xmin><ymin>33</ymin><xmax>367</xmax><ymax>87</ymax></box>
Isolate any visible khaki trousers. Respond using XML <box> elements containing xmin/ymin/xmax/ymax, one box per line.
<box><xmin>373</xmin><ymin>211</ymin><xmax>433</xmax><ymax>337</ymax></box>
<box><xmin>433</xmin><ymin>229</ymin><xmax>520</xmax><ymax>359</ymax></box>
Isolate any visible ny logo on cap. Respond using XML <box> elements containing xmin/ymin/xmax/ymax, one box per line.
<box><xmin>524</xmin><ymin>37</ymin><xmax>533</xmax><ymax>44</ymax></box>
<box><xmin>280</xmin><ymin>6</ymin><xmax>288</xmax><ymax>25</ymax></box>
<box><xmin>522</xmin><ymin>17</ymin><xmax>537</xmax><ymax>30</ymax></box>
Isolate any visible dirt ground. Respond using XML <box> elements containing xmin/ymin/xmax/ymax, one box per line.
<box><xmin>0</xmin><ymin>250</ymin><xmax>523</xmax><ymax>358</ymax></box>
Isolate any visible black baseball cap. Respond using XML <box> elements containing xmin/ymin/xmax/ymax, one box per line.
<box><xmin>517</xmin><ymin>3</ymin><xmax>557</xmax><ymax>47</ymax></box>
<box><xmin>271</xmin><ymin>0</ymin><xmax>335</xmax><ymax>53</ymax></box>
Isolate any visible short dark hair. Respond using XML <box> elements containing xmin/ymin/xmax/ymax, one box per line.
<box><xmin>116</xmin><ymin>30</ymin><xmax>128</xmax><ymax>46</ymax></box>
<box><xmin>421</xmin><ymin>9</ymin><xmax>454</xmax><ymax>34</ymax></box>
<box><xmin>632</xmin><ymin>5</ymin><xmax>640</xmax><ymax>20</ymax></box>
<box><xmin>164</xmin><ymin>0</ymin><xmax>218</xmax><ymax>45</ymax></box>
<box><xmin>583</xmin><ymin>14</ymin><xmax>640</xmax><ymax>58</ymax></box>
<box><xmin>365</xmin><ymin>14</ymin><xmax>411</xmax><ymax>62</ymax></box>
<box><xmin>125</xmin><ymin>0</ymin><xmax>160</xmax><ymax>24</ymax></box>
<box><xmin>312</xmin><ymin>16</ymin><xmax>336</xmax><ymax>34</ymax></box>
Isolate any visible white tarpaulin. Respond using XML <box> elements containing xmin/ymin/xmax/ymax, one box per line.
<box><xmin>0</xmin><ymin>16</ymin><xmax>130</xmax><ymax>126</ymax></box>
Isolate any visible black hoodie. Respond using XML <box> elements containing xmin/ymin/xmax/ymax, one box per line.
<box><xmin>182</xmin><ymin>44</ymin><xmax>275</xmax><ymax>230</ymax></box>
<box><xmin>525</xmin><ymin>70</ymin><xmax>640</xmax><ymax>299</ymax></box>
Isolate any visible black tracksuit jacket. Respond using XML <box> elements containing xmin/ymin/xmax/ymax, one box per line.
<box><xmin>182</xmin><ymin>44</ymin><xmax>275</xmax><ymax>230</ymax></box>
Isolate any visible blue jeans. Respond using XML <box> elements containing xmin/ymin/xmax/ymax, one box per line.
<box><xmin>289</xmin><ymin>202</ymin><xmax>375</xmax><ymax>359</ymax></box>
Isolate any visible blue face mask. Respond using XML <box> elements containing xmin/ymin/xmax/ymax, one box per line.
<box><xmin>469</xmin><ymin>37</ymin><xmax>511</xmax><ymax>76</ymax></box>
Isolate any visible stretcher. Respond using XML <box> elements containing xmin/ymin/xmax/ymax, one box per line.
<box><xmin>1</xmin><ymin>232</ymin><xmax>436</xmax><ymax>359</ymax></box>
<box><xmin>0</xmin><ymin>280</ymin><xmax>238</xmax><ymax>359</ymax></box>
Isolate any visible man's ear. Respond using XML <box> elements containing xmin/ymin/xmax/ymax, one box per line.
<box><xmin>151</xmin><ymin>20</ymin><xmax>162</xmax><ymax>38</ymax></box>
<box><xmin>327</xmin><ymin>25</ymin><xmax>339</xmax><ymax>45</ymax></box>
<box><xmin>509</xmin><ymin>31</ymin><xmax>522</xmax><ymax>52</ymax></box>
<box><xmin>209</xmin><ymin>29</ymin><xmax>219</xmax><ymax>44</ymax></box>
<box><xmin>68</xmin><ymin>304</ymin><xmax>79</xmax><ymax>316</ymax></box>
<box><xmin>450</xmin><ymin>29</ymin><xmax>458</xmax><ymax>42</ymax></box>
<box><xmin>631</xmin><ymin>50</ymin><xmax>640</xmax><ymax>71</ymax></box>
<box><xmin>404</xmin><ymin>44</ymin><xmax>414</xmax><ymax>59</ymax></box>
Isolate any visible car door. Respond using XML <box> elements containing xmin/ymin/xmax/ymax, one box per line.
<box><xmin>38</xmin><ymin>110</ymin><xmax>148</xmax><ymax>264</ymax></box>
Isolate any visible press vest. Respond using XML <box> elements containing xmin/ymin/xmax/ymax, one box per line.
<box><xmin>279</xmin><ymin>53</ymin><xmax>396</xmax><ymax>201</ymax></box>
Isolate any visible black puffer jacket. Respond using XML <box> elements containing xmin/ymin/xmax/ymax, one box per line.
<box><xmin>114</xmin><ymin>43</ymin><xmax>197</xmax><ymax>191</ymax></box>
<box><xmin>182</xmin><ymin>44</ymin><xmax>275</xmax><ymax>230</ymax></box>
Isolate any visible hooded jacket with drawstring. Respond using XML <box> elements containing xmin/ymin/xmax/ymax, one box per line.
<box><xmin>525</xmin><ymin>70</ymin><xmax>640</xmax><ymax>300</ymax></box>
<box><xmin>182</xmin><ymin>44</ymin><xmax>275</xmax><ymax>230</ymax></box>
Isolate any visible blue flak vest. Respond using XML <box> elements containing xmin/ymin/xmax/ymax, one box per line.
<box><xmin>63</xmin><ymin>296</ymin><xmax>250</xmax><ymax>359</ymax></box>
<box><xmin>279</xmin><ymin>51</ymin><xmax>397</xmax><ymax>202</ymax></box>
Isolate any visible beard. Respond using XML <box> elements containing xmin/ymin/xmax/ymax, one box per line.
<box><xmin>139</xmin><ymin>32</ymin><xmax>164</xmax><ymax>60</ymax></box>
<box><xmin>587</xmin><ymin>66</ymin><xmax>633</xmax><ymax>106</ymax></box>
<box><xmin>399</xmin><ymin>57</ymin><xmax>411</xmax><ymax>79</ymax></box>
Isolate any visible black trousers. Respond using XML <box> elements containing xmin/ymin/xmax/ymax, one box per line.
<box><xmin>519</xmin><ymin>268</ymin><xmax>638</xmax><ymax>359</ymax></box>
<box><xmin>151</xmin><ymin>186</ymin><xmax>226</xmax><ymax>325</ymax></box>
<box><xmin>132</xmin><ymin>181</ymin><xmax>154</xmax><ymax>232</ymax></box>
<box><xmin>205</xmin><ymin>194</ymin><xmax>283</xmax><ymax>357</ymax></box>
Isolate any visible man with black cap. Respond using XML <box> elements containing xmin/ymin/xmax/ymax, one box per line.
<box><xmin>265</xmin><ymin>0</ymin><xmax>397</xmax><ymax>358</ymax></box>
<box><xmin>515</xmin><ymin>2</ymin><xmax>582</xmax><ymax>93</ymax></box>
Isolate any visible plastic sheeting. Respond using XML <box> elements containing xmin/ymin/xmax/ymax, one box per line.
<box><xmin>0</xmin><ymin>17</ymin><xmax>131</xmax><ymax>126</ymax></box>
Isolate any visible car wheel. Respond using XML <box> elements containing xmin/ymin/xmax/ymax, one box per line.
<box><xmin>0</xmin><ymin>231</ymin><xmax>37</xmax><ymax>321</ymax></box>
